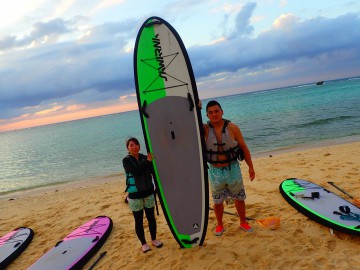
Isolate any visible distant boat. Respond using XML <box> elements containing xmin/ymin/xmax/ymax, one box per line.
<box><xmin>316</xmin><ymin>81</ymin><xmax>324</xmax><ymax>85</ymax></box>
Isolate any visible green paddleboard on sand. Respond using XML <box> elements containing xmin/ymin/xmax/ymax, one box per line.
<box><xmin>280</xmin><ymin>178</ymin><xmax>360</xmax><ymax>235</ymax></box>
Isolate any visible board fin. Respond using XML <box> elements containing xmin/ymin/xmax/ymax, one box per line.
<box><xmin>181</xmin><ymin>237</ymin><xmax>199</xmax><ymax>245</ymax></box>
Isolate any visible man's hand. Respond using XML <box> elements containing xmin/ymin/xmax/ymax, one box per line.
<box><xmin>249</xmin><ymin>167</ymin><xmax>255</xmax><ymax>181</ymax></box>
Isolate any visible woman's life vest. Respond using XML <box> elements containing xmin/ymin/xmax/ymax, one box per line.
<box><xmin>205</xmin><ymin>119</ymin><xmax>244</xmax><ymax>165</ymax></box>
<box><xmin>122</xmin><ymin>154</ymin><xmax>155</xmax><ymax>199</ymax></box>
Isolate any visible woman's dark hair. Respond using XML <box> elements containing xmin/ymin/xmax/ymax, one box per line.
<box><xmin>126</xmin><ymin>137</ymin><xmax>140</xmax><ymax>148</ymax></box>
<box><xmin>206</xmin><ymin>100</ymin><xmax>222</xmax><ymax>111</ymax></box>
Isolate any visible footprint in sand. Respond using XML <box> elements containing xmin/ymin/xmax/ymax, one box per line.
<box><xmin>326</xmin><ymin>239</ymin><xmax>337</xmax><ymax>251</ymax></box>
<box><xmin>101</xmin><ymin>204</ymin><xmax>111</xmax><ymax>210</ymax></box>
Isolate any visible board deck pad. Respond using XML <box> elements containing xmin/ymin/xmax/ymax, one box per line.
<box><xmin>280</xmin><ymin>178</ymin><xmax>360</xmax><ymax>235</ymax></box>
<box><xmin>28</xmin><ymin>216</ymin><xmax>112</xmax><ymax>270</ymax></box>
<box><xmin>0</xmin><ymin>227</ymin><xmax>34</xmax><ymax>269</ymax></box>
<box><xmin>134</xmin><ymin>16</ymin><xmax>208</xmax><ymax>248</ymax></box>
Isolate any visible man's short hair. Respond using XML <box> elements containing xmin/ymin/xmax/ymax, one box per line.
<box><xmin>206</xmin><ymin>100</ymin><xmax>222</xmax><ymax>111</ymax></box>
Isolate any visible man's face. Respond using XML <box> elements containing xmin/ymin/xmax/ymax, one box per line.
<box><xmin>206</xmin><ymin>105</ymin><xmax>223</xmax><ymax>123</ymax></box>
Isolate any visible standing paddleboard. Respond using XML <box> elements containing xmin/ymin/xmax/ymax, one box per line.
<box><xmin>28</xmin><ymin>216</ymin><xmax>112</xmax><ymax>270</ymax></box>
<box><xmin>0</xmin><ymin>227</ymin><xmax>34</xmax><ymax>269</ymax></box>
<box><xmin>280</xmin><ymin>178</ymin><xmax>360</xmax><ymax>235</ymax></box>
<box><xmin>134</xmin><ymin>16</ymin><xmax>208</xmax><ymax>248</ymax></box>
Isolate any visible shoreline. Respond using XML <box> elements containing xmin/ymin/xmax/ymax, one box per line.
<box><xmin>252</xmin><ymin>135</ymin><xmax>360</xmax><ymax>158</ymax></box>
<box><xmin>2</xmin><ymin>135</ymin><xmax>359</xmax><ymax>200</ymax></box>
<box><xmin>0</xmin><ymin>174</ymin><xmax>123</xmax><ymax>201</ymax></box>
<box><xmin>1</xmin><ymin>141</ymin><xmax>360</xmax><ymax>269</ymax></box>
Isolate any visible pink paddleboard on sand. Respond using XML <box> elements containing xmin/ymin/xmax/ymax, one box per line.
<box><xmin>0</xmin><ymin>227</ymin><xmax>34</xmax><ymax>269</ymax></box>
<box><xmin>28</xmin><ymin>216</ymin><xmax>112</xmax><ymax>270</ymax></box>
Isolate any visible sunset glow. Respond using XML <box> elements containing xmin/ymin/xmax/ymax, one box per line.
<box><xmin>0</xmin><ymin>101</ymin><xmax>138</xmax><ymax>132</ymax></box>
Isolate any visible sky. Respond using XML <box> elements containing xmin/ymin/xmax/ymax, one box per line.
<box><xmin>1</xmin><ymin>0</ymin><xmax>359</xmax><ymax>132</ymax></box>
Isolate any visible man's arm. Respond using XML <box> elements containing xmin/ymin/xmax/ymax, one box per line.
<box><xmin>229</xmin><ymin>123</ymin><xmax>255</xmax><ymax>181</ymax></box>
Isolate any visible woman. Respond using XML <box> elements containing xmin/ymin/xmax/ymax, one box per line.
<box><xmin>123</xmin><ymin>138</ymin><xmax>163</xmax><ymax>253</ymax></box>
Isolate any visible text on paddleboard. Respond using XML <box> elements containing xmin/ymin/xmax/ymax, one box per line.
<box><xmin>152</xmin><ymin>34</ymin><xmax>168</xmax><ymax>81</ymax></box>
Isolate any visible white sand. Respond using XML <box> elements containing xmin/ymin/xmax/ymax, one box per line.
<box><xmin>1</xmin><ymin>142</ymin><xmax>360</xmax><ymax>269</ymax></box>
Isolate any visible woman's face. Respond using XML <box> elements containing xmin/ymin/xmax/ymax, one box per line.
<box><xmin>127</xmin><ymin>141</ymin><xmax>140</xmax><ymax>156</ymax></box>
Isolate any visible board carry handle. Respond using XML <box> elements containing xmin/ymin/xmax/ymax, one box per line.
<box><xmin>145</xmin><ymin>20</ymin><xmax>162</xmax><ymax>28</ymax></box>
<box><xmin>88</xmin><ymin>251</ymin><xmax>107</xmax><ymax>270</ymax></box>
<box><xmin>55</xmin><ymin>240</ymin><xmax>63</xmax><ymax>247</ymax></box>
<box><xmin>291</xmin><ymin>192</ymin><xmax>320</xmax><ymax>200</ymax></box>
<box><xmin>187</xmin><ymin>93</ymin><xmax>194</xmax><ymax>111</ymax></box>
<box><xmin>92</xmin><ymin>236</ymin><xmax>100</xmax><ymax>243</ymax></box>
<box><xmin>141</xmin><ymin>100</ymin><xmax>149</xmax><ymax>118</ymax></box>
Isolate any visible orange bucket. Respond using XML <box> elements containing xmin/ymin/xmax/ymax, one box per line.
<box><xmin>256</xmin><ymin>217</ymin><xmax>281</xmax><ymax>230</ymax></box>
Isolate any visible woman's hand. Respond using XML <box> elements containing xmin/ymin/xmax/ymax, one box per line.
<box><xmin>147</xmin><ymin>153</ymin><xmax>153</xmax><ymax>162</ymax></box>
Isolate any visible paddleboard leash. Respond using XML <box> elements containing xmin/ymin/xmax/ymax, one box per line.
<box><xmin>327</xmin><ymin>181</ymin><xmax>354</xmax><ymax>199</ymax></box>
<box><xmin>88</xmin><ymin>251</ymin><xmax>107</xmax><ymax>270</ymax></box>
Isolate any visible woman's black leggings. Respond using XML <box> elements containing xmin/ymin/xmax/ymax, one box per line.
<box><xmin>132</xmin><ymin>207</ymin><xmax>157</xmax><ymax>245</ymax></box>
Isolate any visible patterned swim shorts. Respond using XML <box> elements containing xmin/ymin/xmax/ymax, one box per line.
<box><xmin>128</xmin><ymin>194</ymin><xmax>155</xmax><ymax>212</ymax></box>
<box><xmin>208</xmin><ymin>161</ymin><xmax>246</xmax><ymax>204</ymax></box>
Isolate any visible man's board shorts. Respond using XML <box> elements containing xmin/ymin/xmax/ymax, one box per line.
<box><xmin>128</xmin><ymin>194</ymin><xmax>155</xmax><ymax>212</ymax></box>
<box><xmin>208</xmin><ymin>161</ymin><xmax>246</xmax><ymax>204</ymax></box>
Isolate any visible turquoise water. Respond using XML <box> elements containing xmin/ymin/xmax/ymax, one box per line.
<box><xmin>0</xmin><ymin>77</ymin><xmax>359</xmax><ymax>195</ymax></box>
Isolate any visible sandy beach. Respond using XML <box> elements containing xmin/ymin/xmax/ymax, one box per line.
<box><xmin>1</xmin><ymin>141</ymin><xmax>360</xmax><ymax>270</ymax></box>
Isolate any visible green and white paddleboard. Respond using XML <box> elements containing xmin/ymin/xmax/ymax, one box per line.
<box><xmin>133</xmin><ymin>16</ymin><xmax>208</xmax><ymax>248</ymax></box>
<box><xmin>280</xmin><ymin>178</ymin><xmax>360</xmax><ymax>235</ymax></box>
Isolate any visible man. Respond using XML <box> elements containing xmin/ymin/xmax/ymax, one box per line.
<box><xmin>203</xmin><ymin>100</ymin><xmax>255</xmax><ymax>236</ymax></box>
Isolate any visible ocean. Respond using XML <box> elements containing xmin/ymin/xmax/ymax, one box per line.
<box><xmin>1</xmin><ymin>77</ymin><xmax>359</xmax><ymax>196</ymax></box>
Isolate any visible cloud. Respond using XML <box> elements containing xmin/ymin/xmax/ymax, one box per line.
<box><xmin>280</xmin><ymin>0</ymin><xmax>288</xmax><ymax>8</ymax></box>
<box><xmin>52</xmin><ymin>0</ymin><xmax>77</xmax><ymax>18</ymax></box>
<box><xmin>90</xmin><ymin>0</ymin><xmax>126</xmax><ymax>16</ymax></box>
<box><xmin>189</xmin><ymin>12</ymin><xmax>360</xmax><ymax>81</ymax></box>
<box><xmin>0</xmin><ymin>17</ymin><xmax>137</xmax><ymax>120</ymax></box>
<box><xmin>0</xmin><ymin>18</ymin><xmax>72</xmax><ymax>51</ymax></box>
<box><xmin>216</xmin><ymin>2</ymin><xmax>256</xmax><ymax>39</ymax></box>
<box><xmin>78</xmin><ymin>19</ymin><xmax>138</xmax><ymax>43</ymax></box>
<box><xmin>164</xmin><ymin>0</ymin><xmax>208</xmax><ymax>14</ymax></box>
<box><xmin>34</xmin><ymin>105</ymin><xmax>63</xmax><ymax>115</ymax></box>
<box><xmin>0</xmin><ymin>45</ymin><xmax>133</xmax><ymax>119</ymax></box>
<box><xmin>233</xmin><ymin>2</ymin><xmax>257</xmax><ymax>36</ymax></box>
<box><xmin>0</xmin><ymin>35</ymin><xmax>16</xmax><ymax>50</ymax></box>
<box><xmin>1</xmin><ymin>3</ymin><xmax>359</xmax><ymax>128</ymax></box>
<box><xmin>31</xmin><ymin>19</ymin><xmax>71</xmax><ymax>39</ymax></box>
